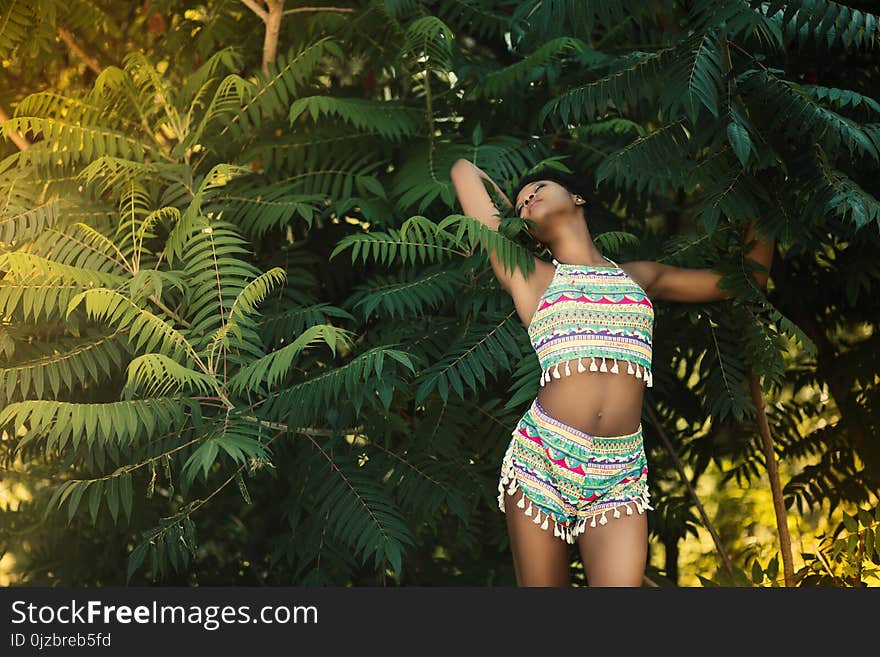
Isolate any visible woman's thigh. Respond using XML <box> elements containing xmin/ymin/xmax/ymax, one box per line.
<box><xmin>502</xmin><ymin>488</ymin><xmax>571</xmax><ymax>587</ymax></box>
<box><xmin>576</xmin><ymin>511</ymin><xmax>647</xmax><ymax>587</ymax></box>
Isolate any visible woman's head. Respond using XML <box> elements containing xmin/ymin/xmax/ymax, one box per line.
<box><xmin>513</xmin><ymin>167</ymin><xmax>591</xmax><ymax>243</ymax></box>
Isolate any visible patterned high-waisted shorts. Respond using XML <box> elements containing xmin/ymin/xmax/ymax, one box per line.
<box><xmin>497</xmin><ymin>398</ymin><xmax>653</xmax><ymax>544</ymax></box>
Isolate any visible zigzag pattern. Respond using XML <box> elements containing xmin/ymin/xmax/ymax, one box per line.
<box><xmin>528</xmin><ymin>257</ymin><xmax>655</xmax><ymax>387</ymax></box>
<box><xmin>497</xmin><ymin>398</ymin><xmax>653</xmax><ymax>545</ymax></box>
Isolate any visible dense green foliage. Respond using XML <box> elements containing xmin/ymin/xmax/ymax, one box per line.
<box><xmin>0</xmin><ymin>0</ymin><xmax>878</xmax><ymax>586</ymax></box>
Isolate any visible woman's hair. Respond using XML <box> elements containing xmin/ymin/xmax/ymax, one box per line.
<box><xmin>514</xmin><ymin>167</ymin><xmax>592</xmax><ymax>215</ymax></box>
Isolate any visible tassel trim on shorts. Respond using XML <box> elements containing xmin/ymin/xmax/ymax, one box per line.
<box><xmin>497</xmin><ymin>450</ymin><xmax>654</xmax><ymax>545</ymax></box>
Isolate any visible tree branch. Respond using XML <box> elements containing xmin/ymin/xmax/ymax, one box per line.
<box><xmin>283</xmin><ymin>6</ymin><xmax>355</xmax><ymax>15</ymax></box>
<box><xmin>241</xmin><ymin>0</ymin><xmax>269</xmax><ymax>22</ymax></box>
<box><xmin>749</xmin><ymin>374</ymin><xmax>795</xmax><ymax>586</ymax></box>
<box><xmin>57</xmin><ymin>27</ymin><xmax>101</xmax><ymax>74</ymax></box>
<box><xmin>644</xmin><ymin>402</ymin><xmax>736</xmax><ymax>578</ymax></box>
<box><xmin>0</xmin><ymin>105</ymin><xmax>30</xmax><ymax>151</ymax></box>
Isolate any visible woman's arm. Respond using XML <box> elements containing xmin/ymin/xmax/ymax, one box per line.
<box><xmin>453</xmin><ymin>159</ymin><xmax>516</xmax><ymax>210</ymax></box>
<box><xmin>624</xmin><ymin>219</ymin><xmax>775</xmax><ymax>303</ymax></box>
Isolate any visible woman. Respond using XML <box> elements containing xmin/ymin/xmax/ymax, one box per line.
<box><xmin>449</xmin><ymin>158</ymin><xmax>774</xmax><ymax>587</ymax></box>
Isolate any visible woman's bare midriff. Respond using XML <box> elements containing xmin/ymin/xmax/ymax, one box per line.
<box><xmin>535</xmin><ymin>360</ymin><xmax>644</xmax><ymax>437</ymax></box>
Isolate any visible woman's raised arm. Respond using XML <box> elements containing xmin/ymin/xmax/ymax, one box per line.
<box><xmin>449</xmin><ymin>158</ymin><xmax>546</xmax><ymax>296</ymax></box>
<box><xmin>623</xmin><ymin>219</ymin><xmax>775</xmax><ymax>303</ymax></box>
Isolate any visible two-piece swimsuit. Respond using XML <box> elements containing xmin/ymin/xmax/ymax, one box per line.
<box><xmin>497</xmin><ymin>255</ymin><xmax>656</xmax><ymax>544</ymax></box>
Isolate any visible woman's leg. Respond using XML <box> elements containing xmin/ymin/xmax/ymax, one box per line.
<box><xmin>576</xmin><ymin>508</ymin><xmax>647</xmax><ymax>586</ymax></box>
<box><xmin>502</xmin><ymin>488</ymin><xmax>571</xmax><ymax>586</ymax></box>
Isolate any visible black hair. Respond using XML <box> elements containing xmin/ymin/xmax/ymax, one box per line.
<box><xmin>514</xmin><ymin>167</ymin><xmax>592</xmax><ymax>217</ymax></box>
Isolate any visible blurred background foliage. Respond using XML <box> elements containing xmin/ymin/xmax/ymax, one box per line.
<box><xmin>0</xmin><ymin>0</ymin><xmax>878</xmax><ymax>586</ymax></box>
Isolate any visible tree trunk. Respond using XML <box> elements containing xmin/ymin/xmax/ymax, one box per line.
<box><xmin>749</xmin><ymin>375</ymin><xmax>795</xmax><ymax>586</ymax></box>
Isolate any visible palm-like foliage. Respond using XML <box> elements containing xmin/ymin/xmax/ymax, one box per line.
<box><xmin>1</xmin><ymin>0</ymin><xmax>878</xmax><ymax>587</ymax></box>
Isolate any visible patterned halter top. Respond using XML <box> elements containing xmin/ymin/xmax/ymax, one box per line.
<box><xmin>527</xmin><ymin>256</ymin><xmax>655</xmax><ymax>388</ymax></box>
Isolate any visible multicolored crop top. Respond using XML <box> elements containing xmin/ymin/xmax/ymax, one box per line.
<box><xmin>527</xmin><ymin>256</ymin><xmax>654</xmax><ymax>388</ymax></box>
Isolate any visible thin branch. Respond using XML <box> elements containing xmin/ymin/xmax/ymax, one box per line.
<box><xmin>57</xmin><ymin>27</ymin><xmax>101</xmax><ymax>74</ymax></box>
<box><xmin>0</xmin><ymin>105</ymin><xmax>30</xmax><ymax>151</ymax></box>
<box><xmin>283</xmin><ymin>6</ymin><xmax>355</xmax><ymax>15</ymax></box>
<box><xmin>749</xmin><ymin>374</ymin><xmax>795</xmax><ymax>586</ymax></box>
<box><xmin>241</xmin><ymin>0</ymin><xmax>269</xmax><ymax>22</ymax></box>
<box><xmin>644</xmin><ymin>401</ymin><xmax>736</xmax><ymax>577</ymax></box>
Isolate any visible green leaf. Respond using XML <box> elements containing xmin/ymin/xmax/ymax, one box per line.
<box><xmin>471</xmin><ymin>122</ymin><xmax>483</xmax><ymax>146</ymax></box>
<box><xmin>751</xmin><ymin>559</ymin><xmax>763</xmax><ymax>584</ymax></box>
<box><xmin>88</xmin><ymin>480</ymin><xmax>104</xmax><ymax>525</ymax></box>
<box><xmin>120</xmin><ymin>472</ymin><xmax>133</xmax><ymax>525</ymax></box>
<box><xmin>766</xmin><ymin>554</ymin><xmax>779</xmax><ymax>583</ymax></box>
<box><xmin>126</xmin><ymin>541</ymin><xmax>150</xmax><ymax>585</ymax></box>
<box><xmin>107</xmin><ymin>475</ymin><xmax>119</xmax><ymax>522</ymax></box>
<box><xmin>726</xmin><ymin>121</ymin><xmax>752</xmax><ymax>167</ymax></box>
<box><xmin>67</xmin><ymin>481</ymin><xmax>89</xmax><ymax>525</ymax></box>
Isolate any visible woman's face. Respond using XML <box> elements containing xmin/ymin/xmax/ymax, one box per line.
<box><xmin>514</xmin><ymin>180</ymin><xmax>577</xmax><ymax>238</ymax></box>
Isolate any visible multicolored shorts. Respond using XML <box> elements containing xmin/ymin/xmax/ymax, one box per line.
<box><xmin>497</xmin><ymin>398</ymin><xmax>653</xmax><ymax>544</ymax></box>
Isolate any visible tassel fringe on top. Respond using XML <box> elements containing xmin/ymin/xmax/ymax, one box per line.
<box><xmin>539</xmin><ymin>355</ymin><xmax>653</xmax><ymax>388</ymax></box>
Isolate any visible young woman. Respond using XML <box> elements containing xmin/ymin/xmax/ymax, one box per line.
<box><xmin>449</xmin><ymin>158</ymin><xmax>774</xmax><ymax>587</ymax></box>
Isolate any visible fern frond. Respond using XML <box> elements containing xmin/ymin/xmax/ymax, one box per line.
<box><xmin>213</xmin><ymin>182</ymin><xmax>325</xmax><ymax>238</ymax></box>
<box><xmin>436</xmin><ymin>213</ymin><xmax>538</xmax><ymax>278</ymax></box>
<box><xmin>3</xmin><ymin>118</ymin><xmax>149</xmax><ymax>168</ymax></box>
<box><xmin>66</xmin><ymin>288</ymin><xmax>199</xmax><ymax>364</ymax></box>
<box><xmin>0</xmin><ymin>197</ymin><xmax>60</xmax><ymax>243</ymax></box>
<box><xmin>211</xmin><ymin>266</ymin><xmax>286</xmax><ymax>348</ymax></box>
<box><xmin>761</xmin><ymin>0</ymin><xmax>880</xmax><ymax>50</ymax></box>
<box><xmin>659</xmin><ymin>30</ymin><xmax>724</xmax><ymax>123</ymax></box>
<box><xmin>0</xmin><ymin>0</ymin><xmax>35</xmax><ymax>60</ymax></box>
<box><xmin>812</xmin><ymin>146</ymin><xmax>880</xmax><ymax>230</ymax></box>
<box><xmin>228</xmin><ymin>324</ymin><xmax>354</xmax><ymax>394</ymax></box>
<box><xmin>692</xmin><ymin>0</ymin><xmax>784</xmax><ymax>48</ymax></box>
<box><xmin>413</xmin><ymin>315</ymin><xmax>526</xmax><ymax>405</ymax></box>
<box><xmin>0</xmin><ymin>398</ymin><xmax>190</xmax><ymax>453</ymax></box>
<box><xmin>347</xmin><ymin>267</ymin><xmax>466</xmax><ymax>320</ymax></box>
<box><xmin>127</xmin><ymin>269</ymin><xmax>188</xmax><ymax>305</ymax></box>
<box><xmin>330</xmin><ymin>214</ymin><xmax>466</xmax><ymax>267</ymax></box>
<box><xmin>0</xmin><ymin>252</ymin><xmax>127</xmax><ymax>288</ymax></box>
<box><xmin>0</xmin><ymin>332</ymin><xmax>129</xmax><ymax>403</ymax></box>
<box><xmin>259</xmin><ymin>302</ymin><xmax>356</xmax><ymax>349</ymax></box>
<box><xmin>478</xmin><ymin>37</ymin><xmax>585</xmax><ymax>98</ymax></box>
<box><xmin>181</xmin><ymin>416</ymin><xmax>272</xmax><ymax>487</ymax></box>
<box><xmin>0</xmin><ymin>280</ymin><xmax>83</xmax><ymax>322</ymax></box>
<box><xmin>220</xmin><ymin>37</ymin><xmax>343</xmax><ymax>141</ymax></box>
<box><xmin>71</xmin><ymin>222</ymin><xmax>132</xmax><ymax>273</ymax></box>
<box><xmin>260</xmin><ymin>345</ymin><xmax>416</xmax><ymax>420</ymax></box>
<box><xmin>310</xmin><ymin>456</ymin><xmax>416</xmax><ymax>574</ymax></box>
<box><xmin>596</xmin><ymin>121</ymin><xmax>692</xmax><ymax>195</ymax></box>
<box><xmin>44</xmin><ymin>466</ymin><xmax>136</xmax><ymax>529</ymax></box>
<box><xmin>30</xmin><ymin>228</ymin><xmax>128</xmax><ymax>274</ymax></box>
<box><xmin>163</xmin><ymin>165</ymin><xmax>251</xmax><ymax>265</ymax></box>
<box><xmin>125</xmin><ymin>353</ymin><xmax>218</xmax><ymax>398</ymax></box>
<box><xmin>122</xmin><ymin>50</ymin><xmax>184</xmax><ymax>140</ymax></box>
<box><xmin>801</xmin><ymin>84</ymin><xmax>880</xmax><ymax>116</ymax></box>
<box><xmin>698</xmin><ymin>312</ymin><xmax>753</xmax><ymax>422</ymax></box>
<box><xmin>688</xmin><ymin>150</ymin><xmax>770</xmax><ymax>232</ymax></box>
<box><xmin>538</xmin><ymin>46</ymin><xmax>676</xmax><ymax>125</ymax></box>
<box><xmin>740</xmin><ymin>69</ymin><xmax>879</xmax><ymax>163</ymax></box>
<box><xmin>178</xmin><ymin>220</ymin><xmax>263</xmax><ymax>359</ymax></box>
<box><xmin>593</xmin><ymin>230</ymin><xmax>642</xmax><ymax>255</ymax></box>
<box><xmin>289</xmin><ymin>97</ymin><xmax>424</xmax><ymax>142</ymax></box>
<box><xmin>399</xmin><ymin>15</ymin><xmax>454</xmax><ymax>71</ymax></box>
